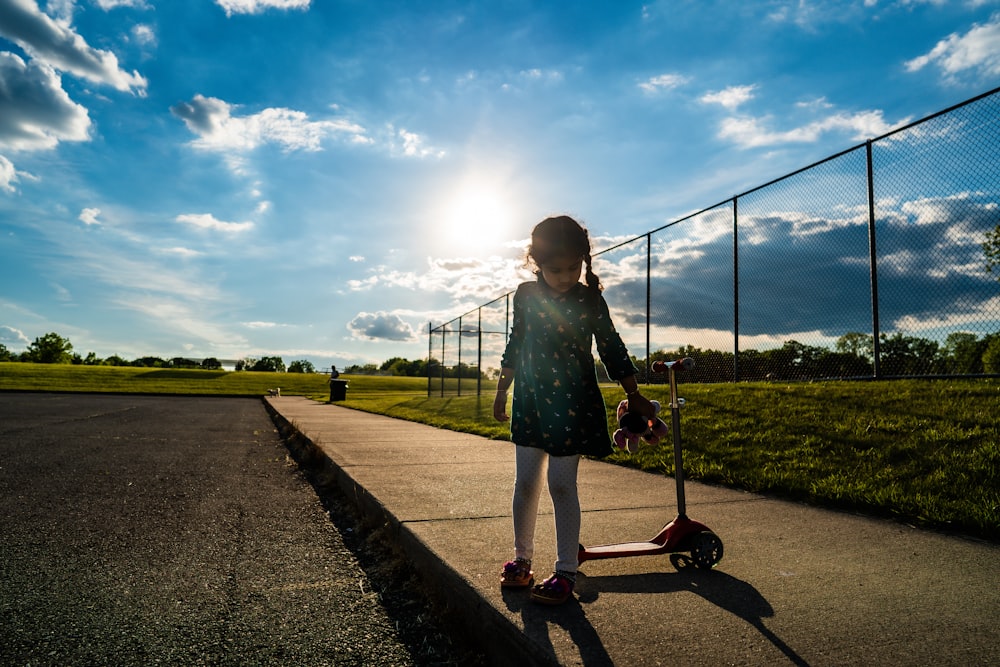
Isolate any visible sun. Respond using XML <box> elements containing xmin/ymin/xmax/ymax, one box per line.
<box><xmin>438</xmin><ymin>180</ymin><xmax>519</xmax><ymax>256</ymax></box>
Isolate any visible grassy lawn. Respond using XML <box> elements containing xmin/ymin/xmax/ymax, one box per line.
<box><xmin>2</xmin><ymin>362</ymin><xmax>997</xmax><ymax>542</ymax></box>
<box><xmin>0</xmin><ymin>362</ymin><xmax>332</xmax><ymax>396</ymax></box>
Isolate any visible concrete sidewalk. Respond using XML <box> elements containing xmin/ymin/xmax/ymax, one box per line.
<box><xmin>265</xmin><ymin>397</ymin><xmax>999</xmax><ymax>667</ymax></box>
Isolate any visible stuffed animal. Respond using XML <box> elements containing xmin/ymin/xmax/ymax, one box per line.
<box><xmin>612</xmin><ymin>399</ymin><xmax>669</xmax><ymax>453</ymax></box>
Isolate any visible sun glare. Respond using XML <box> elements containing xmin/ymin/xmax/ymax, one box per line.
<box><xmin>438</xmin><ymin>181</ymin><xmax>519</xmax><ymax>256</ymax></box>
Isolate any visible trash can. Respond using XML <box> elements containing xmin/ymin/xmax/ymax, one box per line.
<box><xmin>329</xmin><ymin>379</ymin><xmax>348</xmax><ymax>401</ymax></box>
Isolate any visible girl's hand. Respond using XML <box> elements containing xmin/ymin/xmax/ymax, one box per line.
<box><xmin>493</xmin><ymin>391</ymin><xmax>510</xmax><ymax>422</ymax></box>
<box><xmin>626</xmin><ymin>392</ymin><xmax>656</xmax><ymax>420</ymax></box>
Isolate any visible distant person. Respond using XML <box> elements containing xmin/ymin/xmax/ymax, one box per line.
<box><xmin>493</xmin><ymin>215</ymin><xmax>654</xmax><ymax>605</ymax></box>
<box><xmin>329</xmin><ymin>366</ymin><xmax>340</xmax><ymax>379</ymax></box>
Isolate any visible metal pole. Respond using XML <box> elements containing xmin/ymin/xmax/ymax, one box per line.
<box><xmin>457</xmin><ymin>316</ymin><xmax>462</xmax><ymax>397</ymax></box>
<box><xmin>733</xmin><ymin>197</ymin><xmax>740</xmax><ymax>382</ymax></box>
<box><xmin>646</xmin><ymin>233</ymin><xmax>652</xmax><ymax>384</ymax></box>
<box><xmin>440</xmin><ymin>324</ymin><xmax>446</xmax><ymax>397</ymax></box>
<box><xmin>505</xmin><ymin>293</ymin><xmax>511</xmax><ymax>344</ymax></box>
<box><xmin>427</xmin><ymin>322</ymin><xmax>432</xmax><ymax>397</ymax></box>
<box><xmin>477</xmin><ymin>307</ymin><xmax>483</xmax><ymax>396</ymax></box>
<box><xmin>669</xmin><ymin>366</ymin><xmax>687</xmax><ymax>518</ymax></box>
<box><xmin>866</xmin><ymin>140</ymin><xmax>882</xmax><ymax>378</ymax></box>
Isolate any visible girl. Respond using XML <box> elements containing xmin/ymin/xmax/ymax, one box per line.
<box><xmin>493</xmin><ymin>215</ymin><xmax>654</xmax><ymax>605</ymax></box>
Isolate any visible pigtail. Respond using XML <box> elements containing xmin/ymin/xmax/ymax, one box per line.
<box><xmin>584</xmin><ymin>253</ymin><xmax>603</xmax><ymax>293</ymax></box>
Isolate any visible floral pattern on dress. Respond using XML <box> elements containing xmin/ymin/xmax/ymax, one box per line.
<box><xmin>500</xmin><ymin>278</ymin><xmax>637</xmax><ymax>457</ymax></box>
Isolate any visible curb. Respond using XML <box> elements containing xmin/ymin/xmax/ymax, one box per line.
<box><xmin>261</xmin><ymin>399</ymin><xmax>557</xmax><ymax>667</ymax></box>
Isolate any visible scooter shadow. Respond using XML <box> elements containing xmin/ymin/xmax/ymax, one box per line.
<box><xmin>576</xmin><ymin>568</ymin><xmax>809</xmax><ymax>667</ymax></box>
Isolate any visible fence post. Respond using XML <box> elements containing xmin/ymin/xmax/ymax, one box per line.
<box><xmin>866</xmin><ymin>140</ymin><xmax>883</xmax><ymax>379</ymax></box>
<box><xmin>733</xmin><ymin>197</ymin><xmax>740</xmax><ymax>382</ymax></box>
<box><xmin>506</xmin><ymin>292</ymin><xmax>511</xmax><ymax>344</ymax></box>
<box><xmin>477</xmin><ymin>307</ymin><xmax>483</xmax><ymax>396</ymax></box>
<box><xmin>646</xmin><ymin>232</ymin><xmax>652</xmax><ymax>383</ymax></box>
<box><xmin>440</xmin><ymin>323</ymin><xmax>446</xmax><ymax>397</ymax></box>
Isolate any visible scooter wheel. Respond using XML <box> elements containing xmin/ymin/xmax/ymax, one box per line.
<box><xmin>690</xmin><ymin>531</ymin><xmax>724</xmax><ymax>569</ymax></box>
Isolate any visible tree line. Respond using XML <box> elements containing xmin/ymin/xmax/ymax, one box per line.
<box><xmin>6</xmin><ymin>328</ymin><xmax>999</xmax><ymax>383</ymax></box>
<box><xmin>0</xmin><ymin>333</ymin><xmax>316</xmax><ymax>373</ymax></box>
<box><xmin>642</xmin><ymin>330</ymin><xmax>1000</xmax><ymax>383</ymax></box>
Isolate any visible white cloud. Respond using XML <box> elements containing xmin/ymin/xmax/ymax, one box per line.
<box><xmin>95</xmin><ymin>0</ymin><xmax>151</xmax><ymax>8</ymax></box>
<box><xmin>170</xmin><ymin>94</ymin><xmax>370</xmax><ymax>153</ymax></box>
<box><xmin>796</xmin><ymin>96</ymin><xmax>835</xmax><ymax>110</ymax></box>
<box><xmin>905</xmin><ymin>13</ymin><xmax>1000</xmax><ymax>78</ymax></box>
<box><xmin>131</xmin><ymin>24</ymin><xmax>156</xmax><ymax>47</ymax></box>
<box><xmin>0</xmin><ymin>53</ymin><xmax>91</xmax><ymax>151</ymax></box>
<box><xmin>348</xmin><ymin>255</ymin><xmax>530</xmax><ymax>302</ymax></box>
<box><xmin>0</xmin><ymin>0</ymin><xmax>147</xmax><ymax>94</ymax></box>
<box><xmin>79</xmin><ymin>207</ymin><xmax>101</xmax><ymax>225</ymax></box>
<box><xmin>215</xmin><ymin>0</ymin><xmax>311</xmax><ymax>18</ymax></box>
<box><xmin>0</xmin><ymin>324</ymin><xmax>31</xmax><ymax>348</ymax></box>
<box><xmin>0</xmin><ymin>155</ymin><xmax>19</xmax><ymax>193</ymax></box>
<box><xmin>700</xmin><ymin>84</ymin><xmax>757</xmax><ymax>110</ymax></box>
<box><xmin>638</xmin><ymin>73</ymin><xmax>689</xmax><ymax>94</ymax></box>
<box><xmin>161</xmin><ymin>247</ymin><xmax>202</xmax><ymax>258</ymax></box>
<box><xmin>395</xmin><ymin>127</ymin><xmax>445</xmax><ymax>158</ymax></box>
<box><xmin>348</xmin><ymin>311</ymin><xmax>417</xmax><ymax>342</ymax></box>
<box><xmin>175</xmin><ymin>213</ymin><xmax>254</xmax><ymax>233</ymax></box>
<box><xmin>718</xmin><ymin>109</ymin><xmax>903</xmax><ymax>148</ymax></box>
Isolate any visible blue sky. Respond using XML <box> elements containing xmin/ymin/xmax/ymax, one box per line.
<box><xmin>1</xmin><ymin>0</ymin><xmax>999</xmax><ymax>370</ymax></box>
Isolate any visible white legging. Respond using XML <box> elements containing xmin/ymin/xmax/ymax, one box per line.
<box><xmin>512</xmin><ymin>445</ymin><xmax>580</xmax><ymax>574</ymax></box>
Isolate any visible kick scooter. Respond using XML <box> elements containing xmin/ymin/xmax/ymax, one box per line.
<box><xmin>578</xmin><ymin>357</ymin><xmax>724</xmax><ymax>570</ymax></box>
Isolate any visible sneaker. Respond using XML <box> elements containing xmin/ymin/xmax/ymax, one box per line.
<box><xmin>500</xmin><ymin>558</ymin><xmax>534</xmax><ymax>588</ymax></box>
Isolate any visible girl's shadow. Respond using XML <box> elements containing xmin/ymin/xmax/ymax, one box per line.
<box><xmin>503</xmin><ymin>567</ymin><xmax>808</xmax><ymax>667</ymax></box>
<box><xmin>502</xmin><ymin>587</ymin><xmax>614</xmax><ymax>666</ymax></box>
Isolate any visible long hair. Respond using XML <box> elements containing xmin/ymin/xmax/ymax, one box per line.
<box><xmin>527</xmin><ymin>215</ymin><xmax>602</xmax><ymax>292</ymax></box>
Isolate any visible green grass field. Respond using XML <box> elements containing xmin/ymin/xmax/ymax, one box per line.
<box><xmin>2</xmin><ymin>362</ymin><xmax>997</xmax><ymax>541</ymax></box>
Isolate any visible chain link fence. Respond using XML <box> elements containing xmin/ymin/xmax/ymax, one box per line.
<box><xmin>429</xmin><ymin>87</ymin><xmax>1000</xmax><ymax>395</ymax></box>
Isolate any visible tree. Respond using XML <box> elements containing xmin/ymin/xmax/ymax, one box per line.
<box><xmin>27</xmin><ymin>332</ymin><xmax>73</xmax><ymax>364</ymax></box>
<box><xmin>251</xmin><ymin>356</ymin><xmax>285</xmax><ymax>372</ymax></box>
<box><xmin>835</xmin><ymin>332</ymin><xmax>874</xmax><ymax>362</ymax></box>
<box><xmin>879</xmin><ymin>332</ymin><xmax>942</xmax><ymax>376</ymax></box>
<box><xmin>0</xmin><ymin>343</ymin><xmax>15</xmax><ymax>362</ymax></box>
<box><xmin>984</xmin><ymin>222</ymin><xmax>1000</xmax><ymax>279</ymax></box>
<box><xmin>944</xmin><ymin>332</ymin><xmax>986</xmax><ymax>374</ymax></box>
<box><xmin>983</xmin><ymin>335</ymin><xmax>1000</xmax><ymax>374</ymax></box>
<box><xmin>288</xmin><ymin>359</ymin><xmax>315</xmax><ymax>373</ymax></box>
<box><xmin>201</xmin><ymin>357</ymin><xmax>222</xmax><ymax>370</ymax></box>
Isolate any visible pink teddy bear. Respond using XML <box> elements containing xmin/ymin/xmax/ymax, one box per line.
<box><xmin>612</xmin><ymin>399</ymin><xmax>669</xmax><ymax>453</ymax></box>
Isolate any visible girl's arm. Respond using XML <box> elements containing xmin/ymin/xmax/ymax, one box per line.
<box><xmin>495</xmin><ymin>284</ymin><xmax>527</xmax><ymax>422</ymax></box>
<box><xmin>588</xmin><ymin>292</ymin><xmax>654</xmax><ymax>416</ymax></box>
<box><xmin>620</xmin><ymin>374</ymin><xmax>655</xmax><ymax>419</ymax></box>
<box><xmin>493</xmin><ymin>367</ymin><xmax>514</xmax><ymax>422</ymax></box>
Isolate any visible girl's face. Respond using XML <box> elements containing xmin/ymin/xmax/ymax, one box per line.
<box><xmin>539</xmin><ymin>255</ymin><xmax>583</xmax><ymax>293</ymax></box>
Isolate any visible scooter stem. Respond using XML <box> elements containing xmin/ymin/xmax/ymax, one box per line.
<box><xmin>669</xmin><ymin>365</ymin><xmax>687</xmax><ymax>518</ymax></box>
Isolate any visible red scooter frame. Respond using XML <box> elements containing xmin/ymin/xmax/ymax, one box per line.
<box><xmin>578</xmin><ymin>358</ymin><xmax>724</xmax><ymax>570</ymax></box>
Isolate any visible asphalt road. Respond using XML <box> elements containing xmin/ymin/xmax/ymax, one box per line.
<box><xmin>0</xmin><ymin>393</ymin><xmax>477</xmax><ymax>666</ymax></box>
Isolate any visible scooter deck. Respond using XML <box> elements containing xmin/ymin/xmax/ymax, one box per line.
<box><xmin>583</xmin><ymin>541</ymin><xmax>665</xmax><ymax>556</ymax></box>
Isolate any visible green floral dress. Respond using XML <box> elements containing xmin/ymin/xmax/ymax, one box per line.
<box><xmin>501</xmin><ymin>278</ymin><xmax>638</xmax><ymax>458</ymax></box>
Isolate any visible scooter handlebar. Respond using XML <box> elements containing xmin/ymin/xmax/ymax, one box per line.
<box><xmin>651</xmin><ymin>357</ymin><xmax>695</xmax><ymax>373</ymax></box>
